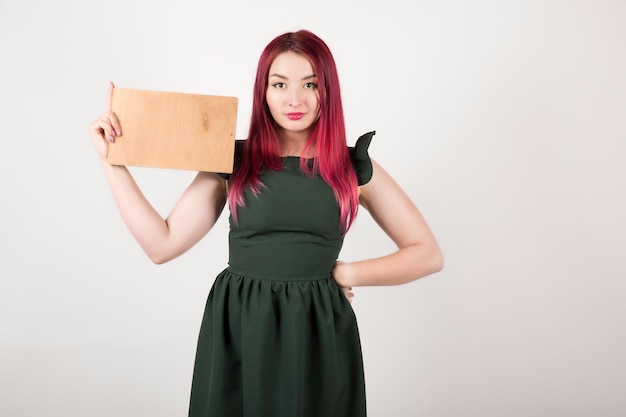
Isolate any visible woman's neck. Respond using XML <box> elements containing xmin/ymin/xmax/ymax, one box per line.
<box><xmin>277</xmin><ymin>129</ymin><xmax>313</xmax><ymax>157</ymax></box>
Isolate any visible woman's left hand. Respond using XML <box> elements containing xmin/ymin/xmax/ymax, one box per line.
<box><xmin>333</xmin><ymin>260</ymin><xmax>355</xmax><ymax>303</ymax></box>
<box><xmin>341</xmin><ymin>286</ymin><xmax>354</xmax><ymax>303</ymax></box>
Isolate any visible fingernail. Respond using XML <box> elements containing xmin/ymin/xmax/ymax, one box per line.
<box><xmin>115</xmin><ymin>129</ymin><xmax>121</xmax><ymax>136</ymax></box>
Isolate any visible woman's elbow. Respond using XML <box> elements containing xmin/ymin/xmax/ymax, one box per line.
<box><xmin>423</xmin><ymin>243</ymin><xmax>444</xmax><ymax>275</ymax></box>
<box><xmin>147</xmin><ymin>249</ymin><xmax>175</xmax><ymax>265</ymax></box>
<box><xmin>150</xmin><ymin>257</ymin><xmax>167</xmax><ymax>265</ymax></box>
<box><xmin>149</xmin><ymin>254</ymin><xmax>168</xmax><ymax>265</ymax></box>
<box><xmin>406</xmin><ymin>242</ymin><xmax>444</xmax><ymax>280</ymax></box>
<box><xmin>430</xmin><ymin>249</ymin><xmax>444</xmax><ymax>273</ymax></box>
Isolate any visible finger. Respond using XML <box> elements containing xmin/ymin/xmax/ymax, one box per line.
<box><xmin>106</xmin><ymin>82</ymin><xmax>122</xmax><ymax>136</ymax></box>
<box><xmin>109</xmin><ymin>112</ymin><xmax>122</xmax><ymax>137</ymax></box>
<box><xmin>106</xmin><ymin>81</ymin><xmax>115</xmax><ymax>112</ymax></box>
<box><xmin>342</xmin><ymin>287</ymin><xmax>354</xmax><ymax>302</ymax></box>
<box><xmin>89</xmin><ymin>115</ymin><xmax>116</xmax><ymax>142</ymax></box>
<box><xmin>99</xmin><ymin>112</ymin><xmax>120</xmax><ymax>140</ymax></box>
<box><xmin>88</xmin><ymin>116</ymin><xmax>110</xmax><ymax>134</ymax></box>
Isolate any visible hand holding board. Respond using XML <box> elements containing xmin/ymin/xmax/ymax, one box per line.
<box><xmin>107</xmin><ymin>88</ymin><xmax>237</xmax><ymax>173</ymax></box>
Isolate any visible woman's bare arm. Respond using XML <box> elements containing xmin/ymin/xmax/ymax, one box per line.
<box><xmin>99</xmin><ymin>164</ymin><xmax>226</xmax><ymax>264</ymax></box>
<box><xmin>88</xmin><ymin>82</ymin><xmax>227</xmax><ymax>264</ymax></box>
<box><xmin>333</xmin><ymin>159</ymin><xmax>443</xmax><ymax>287</ymax></box>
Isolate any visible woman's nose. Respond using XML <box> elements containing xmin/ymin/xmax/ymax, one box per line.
<box><xmin>288</xmin><ymin>89</ymin><xmax>302</xmax><ymax>107</ymax></box>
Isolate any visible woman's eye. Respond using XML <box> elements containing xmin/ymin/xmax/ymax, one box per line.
<box><xmin>304</xmin><ymin>82</ymin><xmax>318</xmax><ymax>89</ymax></box>
<box><xmin>272</xmin><ymin>82</ymin><xmax>286</xmax><ymax>88</ymax></box>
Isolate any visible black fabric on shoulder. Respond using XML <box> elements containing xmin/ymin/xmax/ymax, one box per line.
<box><xmin>220</xmin><ymin>134</ymin><xmax>375</xmax><ymax>184</ymax></box>
<box><xmin>349</xmin><ymin>131</ymin><xmax>375</xmax><ymax>186</ymax></box>
<box><xmin>217</xmin><ymin>140</ymin><xmax>246</xmax><ymax>180</ymax></box>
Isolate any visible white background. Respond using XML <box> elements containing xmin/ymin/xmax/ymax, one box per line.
<box><xmin>1</xmin><ymin>0</ymin><xmax>625</xmax><ymax>416</ymax></box>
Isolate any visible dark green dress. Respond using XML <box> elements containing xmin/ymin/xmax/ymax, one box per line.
<box><xmin>188</xmin><ymin>132</ymin><xmax>375</xmax><ymax>417</ymax></box>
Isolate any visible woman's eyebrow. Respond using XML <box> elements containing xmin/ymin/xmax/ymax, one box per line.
<box><xmin>268</xmin><ymin>73</ymin><xmax>317</xmax><ymax>80</ymax></box>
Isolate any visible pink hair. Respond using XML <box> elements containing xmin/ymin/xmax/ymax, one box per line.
<box><xmin>228</xmin><ymin>30</ymin><xmax>359</xmax><ymax>233</ymax></box>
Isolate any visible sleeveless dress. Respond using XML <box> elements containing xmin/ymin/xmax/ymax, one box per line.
<box><xmin>188</xmin><ymin>131</ymin><xmax>375</xmax><ymax>417</ymax></box>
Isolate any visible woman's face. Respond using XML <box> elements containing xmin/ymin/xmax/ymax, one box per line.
<box><xmin>266</xmin><ymin>51</ymin><xmax>320</xmax><ymax>137</ymax></box>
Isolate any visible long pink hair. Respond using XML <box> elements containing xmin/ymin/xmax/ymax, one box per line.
<box><xmin>228</xmin><ymin>30</ymin><xmax>359</xmax><ymax>233</ymax></box>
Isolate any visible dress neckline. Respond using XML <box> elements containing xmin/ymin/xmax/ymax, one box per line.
<box><xmin>281</xmin><ymin>155</ymin><xmax>314</xmax><ymax>160</ymax></box>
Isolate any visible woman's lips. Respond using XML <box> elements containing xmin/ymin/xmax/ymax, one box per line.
<box><xmin>286</xmin><ymin>112</ymin><xmax>305</xmax><ymax>120</ymax></box>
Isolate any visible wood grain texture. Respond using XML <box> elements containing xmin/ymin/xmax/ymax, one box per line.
<box><xmin>107</xmin><ymin>88</ymin><xmax>237</xmax><ymax>173</ymax></box>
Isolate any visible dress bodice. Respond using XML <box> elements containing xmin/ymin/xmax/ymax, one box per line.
<box><xmin>222</xmin><ymin>132</ymin><xmax>375</xmax><ymax>280</ymax></box>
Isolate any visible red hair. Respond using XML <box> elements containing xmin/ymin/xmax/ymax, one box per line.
<box><xmin>228</xmin><ymin>30</ymin><xmax>359</xmax><ymax>233</ymax></box>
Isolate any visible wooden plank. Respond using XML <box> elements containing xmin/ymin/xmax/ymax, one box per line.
<box><xmin>107</xmin><ymin>88</ymin><xmax>237</xmax><ymax>173</ymax></box>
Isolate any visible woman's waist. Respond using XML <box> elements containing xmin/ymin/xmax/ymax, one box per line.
<box><xmin>228</xmin><ymin>239</ymin><xmax>340</xmax><ymax>281</ymax></box>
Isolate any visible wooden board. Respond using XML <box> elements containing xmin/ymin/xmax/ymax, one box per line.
<box><xmin>107</xmin><ymin>88</ymin><xmax>237</xmax><ymax>173</ymax></box>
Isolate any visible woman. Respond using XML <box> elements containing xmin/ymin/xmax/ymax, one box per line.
<box><xmin>89</xmin><ymin>29</ymin><xmax>443</xmax><ymax>417</ymax></box>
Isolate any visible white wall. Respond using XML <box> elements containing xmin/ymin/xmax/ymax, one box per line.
<box><xmin>1</xmin><ymin>0</ymin><xmax>624</xmax><ymax>416</ymax></box>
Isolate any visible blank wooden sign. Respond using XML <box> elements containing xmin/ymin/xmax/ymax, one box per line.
<box><xmin>107</xmin><ymin>88</ymin><xmax>237</xmax><ymax>173</ymax></box>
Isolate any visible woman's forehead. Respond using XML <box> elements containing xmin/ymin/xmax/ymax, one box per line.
<box><xmin>268</xmin><ymin>52</ymin><xmax>315</xmax><ymax>79</ymax></box>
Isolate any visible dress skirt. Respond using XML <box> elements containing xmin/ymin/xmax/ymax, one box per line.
<box><xmin>187</xmin><ymin>268</ymin><xmax>367</xmax><ymax>417</ymax></box>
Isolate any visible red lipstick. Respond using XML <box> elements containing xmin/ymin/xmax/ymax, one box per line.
<box><xmin>287</xmin><ymin>112</ymin><xmax>305</xmax><ymax>120</ymax></box>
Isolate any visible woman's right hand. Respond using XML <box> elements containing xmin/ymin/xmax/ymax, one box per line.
<box><xmin>87</xmin><ymin>81</ymin><xmax>122</xmax><ymax>161</ymax></box>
